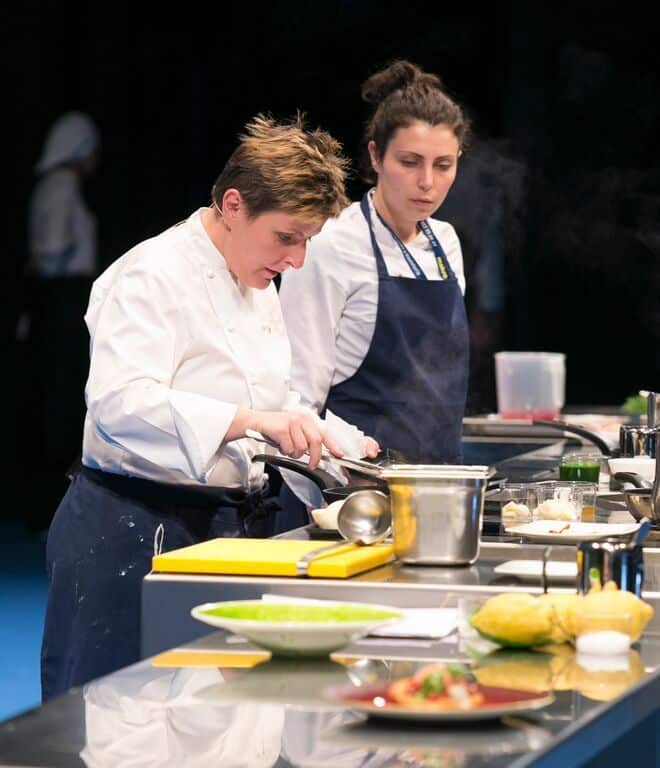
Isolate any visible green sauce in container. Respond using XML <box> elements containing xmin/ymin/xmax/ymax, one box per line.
<box><xmin>558</xmin><ymin>460</ymin><xmax>600</xmax><ymax>483</ymax></box>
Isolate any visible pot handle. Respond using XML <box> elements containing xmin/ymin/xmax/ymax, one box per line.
<box><xmin>252</xmin><ymin>453</ymin><xmax>339</xmax><ymax>491</ymax></box>
<box><xmin>613</xmin><ymin>471</ymin><xmax>652</xmax><ymax>489</ymax></box>
<box><xmin>532</xmin><ymin>419</ymin><xmax>613</xmax><ymax>456</ymax></box>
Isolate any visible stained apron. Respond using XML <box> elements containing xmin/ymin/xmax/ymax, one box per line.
<box><xmin>41</xmin><ymin>467</ymin><xmax>271</xmax><ymax>700</ymax></box>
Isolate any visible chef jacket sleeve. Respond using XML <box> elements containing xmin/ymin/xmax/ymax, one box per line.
<box><xmin>85</xmin><ymin>264</ymin><xmax>236</xmax><ymax>482</ymax></box>
<box><xmin>279</xmin><ymin>234</ymin><xmax>348</xmax><ymax>414</ymax></box>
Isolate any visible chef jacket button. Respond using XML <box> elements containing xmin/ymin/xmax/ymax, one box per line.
<box><xmin>207</xmin><ymin>271</ymin><xmax>215</xmax><ymax>279</ymax></box>
<box><xmin>262</xmin><ymin>325</ymin><xmax>271</xmax><ymax>334</ymax></box>
<box><xmin>227</xmin><ymin>326</ymin><xmax>235</xmax><ymax>333</ymax></box>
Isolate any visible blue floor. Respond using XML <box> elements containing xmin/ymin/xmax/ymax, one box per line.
<box><xmin>0</xmin><ymin>518</ymin><xmax>48</xmax><ymax>722</ymax></box>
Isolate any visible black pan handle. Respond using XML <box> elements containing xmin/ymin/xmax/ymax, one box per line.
<box><xmin>252</xmin><ymin>453</ymin><xmax>339</xmax><ymax>491</ymax></box>
<box><xmin>613</xmin><ymin>471</ymin><xmax>652</xmax><ymax>489</ymax></box>
<box><xmin>532</xmin><ymin>419</ymin><xmax>613</xmax><ymax>456</ymax></box>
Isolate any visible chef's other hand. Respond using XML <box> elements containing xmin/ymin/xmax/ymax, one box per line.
<box><xmin>251</xmin><ymin>410</ymin><xmax>343</xmax><ymax>470</ymax></box>
<box><xmin>364</xmin><ymin>436</ymin><xmax>380</xmax><ymax>459</ymax></box>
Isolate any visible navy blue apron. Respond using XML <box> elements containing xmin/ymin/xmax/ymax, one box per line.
<box><xmin>325</xmin><ymin>193</ymin><xmax>469</xmax><ymax>463</ymax></box>
<box><xmin>41</xmin><ymin>467</ymin><xmax>272</xmax><ymax>701</ymax></box>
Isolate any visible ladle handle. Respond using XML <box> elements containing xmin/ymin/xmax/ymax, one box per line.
<box><xmin>296</xmin><ymin>541</ymin><xmax>356</xmax><ymax>576</ymax></box>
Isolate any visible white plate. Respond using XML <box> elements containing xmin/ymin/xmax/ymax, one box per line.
<box><xmin>324</xmin><ymin>682</ymin><xmax>554</xmax><ymax>722</ymax></box>
<box><xmin>494</xmin><ymin>560</ymin><xmax>577</xmax><ymax>582</ymax></box>
<box><xmin>191</xmin><ymin>600</ymin><xmax>401</xmax><ymax>658</ymax></box>
<box><xmin>504</xmin><ymin>520</ymin><xmax>640</xmax><ymax>543</ymax></box>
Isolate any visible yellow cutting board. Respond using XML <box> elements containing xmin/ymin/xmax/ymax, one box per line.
<box><xmin>152</xmin><ymin>538</ymin><xmax>394</xmax><ymax>578</ymax></box>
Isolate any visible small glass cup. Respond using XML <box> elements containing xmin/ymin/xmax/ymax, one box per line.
<box><xmin>559</xmin><ymin>453</ymin><xmax>602</xmax><ymax>484</ymax></box>
<box><xmin>575</xmin><ymin>610</ymin><xmax>632</xmax><ymax>656</ymax></box>
<box><xmin>532</xmin><ymin>481</ymin><xmax>597</xmax><ymax>522</ymax></box>
<box><xmin>499</xmin><ymin>482</ymin><xmax>536</xmax><ymax>525</ymax></box>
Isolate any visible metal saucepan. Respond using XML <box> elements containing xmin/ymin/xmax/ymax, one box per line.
<box><xmin>252</xmin><ymin>452</ymin><xmax>499</xmax><ymax>505</ymax></box>
<box><xmin>613</xmin><ymin>469</ymin><xmax>659</xmax><ymax>522</ymax></box>
<box><xmin>253</xmin><ymin>453</ymin><xmax>388</xmax><ymax>504</ymax></box>
<box><xmin>622</xmin><ymin>487</ymin><xmax>658</xmax><ymax>522</ymax></box>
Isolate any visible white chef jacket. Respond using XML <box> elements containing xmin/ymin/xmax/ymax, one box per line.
<box><xmin>279</xmin><ymin>194</ymin><xmax>466</xmax><ymax>415</ymax></box>
<box><xmin>82</xmin><ymin>208</ymin><xmax>309</xmax><ymax>491</ymax></box>
<box><xmin>80</xmin><ymin>664</ymin><xmax>284</xmax><ymax>768</ymax></box>
<box><xmin>28</xmin><ymin>167</ymin><xmax>97</xmax><ymax>277</ymax></box>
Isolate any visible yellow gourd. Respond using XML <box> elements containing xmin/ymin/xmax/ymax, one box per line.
<box><xmin>470</xmin><ymin>593</ymin><xmax>554</xmax><ymax>647</ymax></box>
<box><xmin>470</xmin><ymin>583</ymin><xmax>653</xmax><ymax>647</ymax></box>
<box><xmin>581</xmin><ymin>581</ymin><xmax>654</xmax><ymax>642</ymax></box>
<box><xmin>537</xmin><ymin>593</ymin><xmax>584</xmax><ymax>642</ymax></box>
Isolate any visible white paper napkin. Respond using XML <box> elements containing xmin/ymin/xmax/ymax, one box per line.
<box><xmin>260</xmin><ymin>594</ymin><xmax>457</xmax><ymax>640</ymax></box>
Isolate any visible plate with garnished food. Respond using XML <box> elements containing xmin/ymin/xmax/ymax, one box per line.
<box><xmin>323</xmin><ymin>661</ymin><xmax>554</xmax><ymax>721</ymax></box>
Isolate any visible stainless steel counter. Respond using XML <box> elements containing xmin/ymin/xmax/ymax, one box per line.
<box><xmin>141</xmin><ymin>541</ymin><xmax>660</xmax><ymax>660</ymax></box>
<box><xmin>142</xmin><ymin>438</ymin><xmax>659</xmax><ymax>657</ymax></box>
<box><xmin>2</xmin><ymin>608</ymin><xmax>658</xmax><ymax>767</ymax></box>
<box><xmin>2</xmin><ymin>431</ymin><xmax>658</xmax><ymax>766</ymax></box>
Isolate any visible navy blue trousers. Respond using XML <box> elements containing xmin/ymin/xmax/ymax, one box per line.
<box><xmin>41</xmin><ymin>468</ymin><xmax>271</xmax><ymax>701</ymax></box>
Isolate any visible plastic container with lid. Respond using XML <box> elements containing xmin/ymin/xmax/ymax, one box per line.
<box><xmin>495</xmin><ymin>351</ymin><xmax>565</xmax><ymax>420</ymax></box>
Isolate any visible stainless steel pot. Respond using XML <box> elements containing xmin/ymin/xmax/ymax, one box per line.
<box><xmin>380</xmin><ymin>465</ymin><xmax>489</xmax><ymax>566</ymax></box>
<box><xmin>618</xmin><ymin>448</ymin><xmax>660</xmax><ymax>522</ymax></box>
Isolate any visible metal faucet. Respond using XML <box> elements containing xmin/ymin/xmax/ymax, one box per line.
<box><xmin>646</xmin><ymin>390</ymin><xmax>660</xmax><ymax>429</ymax></box>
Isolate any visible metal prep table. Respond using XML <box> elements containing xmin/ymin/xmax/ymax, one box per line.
<box><xmin>141</xmin><ymin>436</ymin><xmax>655</xmax><ymax>658</ymax></box>
<box><xmin>1</xmin><ymin>604</ymin><xmax>658</xmax><ymax>767</ymax></box>
<box><xmin>2</xmin><ymin>427</ymin><xmax>658</xmax><ymax>767</ymax></box>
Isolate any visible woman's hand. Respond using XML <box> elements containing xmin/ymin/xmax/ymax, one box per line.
<box><xmin>364</xmin><ymin>436</ymin><xmax>380</xmax><ymax>458</ymax></box>
<box><xmin>231</xmin><ymin>409</ymin><xmax>343</xmax><ymax>469</ymax></box>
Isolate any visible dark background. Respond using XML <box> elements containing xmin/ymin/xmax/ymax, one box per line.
<box><xmin>3</xmin><ymin>1</ymin><xmax>659</xmax><ymax>523</ymax></box>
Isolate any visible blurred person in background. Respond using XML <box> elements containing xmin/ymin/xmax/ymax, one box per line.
<box><xmin>22</xmin><ymin>111</ymin><xmax>101</xmax><ymax>531</ymax></box>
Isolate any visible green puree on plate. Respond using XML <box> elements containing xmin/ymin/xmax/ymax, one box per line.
<box><xmin>202</xmin><ymin>602</ymin><xmax>401</xmax><ymax>623</ymax></box>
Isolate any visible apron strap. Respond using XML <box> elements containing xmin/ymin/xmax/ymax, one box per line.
<box><xmin>360</xmin><ymin>192</ymin><xmax>454</xmax><ymax>280</ymax></box>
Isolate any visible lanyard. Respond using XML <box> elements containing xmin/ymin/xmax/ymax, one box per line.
<box><xmin>361</xmin><ymin>193</ymin><xmax>448</xmax><ymax>280</ymax></box>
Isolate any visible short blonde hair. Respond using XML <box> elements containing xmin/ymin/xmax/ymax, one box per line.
<box><xmin>211</xmin><ymin>114</ymin><xmax>350</xmax><ymax>220</ymax></box>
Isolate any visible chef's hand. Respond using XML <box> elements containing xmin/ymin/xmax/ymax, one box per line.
<box><xmin>364</xmin><ymin>436</ymin><xmax>380</xmax><ymax>458</ymax></box>
<box><xmin>231</xmin><ymin>409</ymin><xmax>343</xmax><ymax>470</ymax></box>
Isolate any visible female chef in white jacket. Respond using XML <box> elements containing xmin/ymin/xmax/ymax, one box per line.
<box><xmin>279</xmin><ymin>61</ymin><xmax>470</xmax><ymax>497</ymax></box>
<box><xmin>41</xmin><ymin>115</ymin><xmax>377</xmax><ymax>701</ymax></box>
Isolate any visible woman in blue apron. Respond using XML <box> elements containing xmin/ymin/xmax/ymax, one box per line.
<box><xmin>277</xmin><ymin>61</ymin><xmax>470</xmax><ymax>527</ymax></box>
<box><xmin>40</xmin><ymin>115</ymin><xmax>372</xmax><ymax>700</ymax></box>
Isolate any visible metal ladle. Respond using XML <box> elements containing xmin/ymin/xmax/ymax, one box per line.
<box><xmin>337</xmin><ymin>489</ymin><xmax>392</xmax><ymax>544</ymax></box>
<box><xmin>296</xmin><ymin>490</ymin><xmax>391</xmax><ymax>575</ymax></box>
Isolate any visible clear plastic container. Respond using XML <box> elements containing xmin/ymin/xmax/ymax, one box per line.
<box><xmin>499</xmin><ymin>482</ymin><xmax>537</xmax><ymax>524</ymax></box>
<box><xmin>495</xmin><ymin>351</ymin><xmax>565</xmax><ymax>420</ymax></box>
<box><xmin>532</xmin><ymin>480</ymin><xmax>598</xmax><ymax>522</ymax></box>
